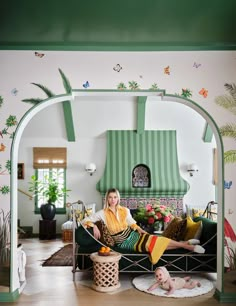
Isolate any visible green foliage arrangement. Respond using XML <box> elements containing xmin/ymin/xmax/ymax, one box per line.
<box><xmin>29</xmin><ymin>174</ymin><xmax>70</xmax><ymax>204</ymax></box>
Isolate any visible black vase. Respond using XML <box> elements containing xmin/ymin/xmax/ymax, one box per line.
<box><xmin>40</xmin><ymin>202</ymin><xmax>56</xmax><ymax>220</ymax></box>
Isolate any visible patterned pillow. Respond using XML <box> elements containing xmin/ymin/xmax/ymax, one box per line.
<box><xmin>68</xmin><ymin>203</ymin><xmax>83</xmax><ymax>221</ymax></box>
<box><xmin>69</xmin><ymin>202</ymin><xmax>96</xmax><ymax>222</ymax></box>
<box><xmin>95</xmin><ymin>221</ymin><xmax>115</xmax><ymax>247</ymax></box>
<box><xmin>162</xmin><ymin>217</ymin><xmax>187</xmax><ymax>241</ymax></box>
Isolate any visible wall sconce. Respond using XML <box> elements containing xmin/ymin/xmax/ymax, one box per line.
<box><xmin>187</xmin><ymin>163</ymin><xmax>198</xmax><ymax>177</ymax></box>
<box><xmin>85</xmin><ymin>163</ymin><xmax>96</xmax><ymax>176</ymax></box>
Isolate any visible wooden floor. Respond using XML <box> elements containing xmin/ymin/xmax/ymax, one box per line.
<box><xmin>1</xmin><ymin>238</ymin><xmax>234</xmax><ymax>306</ymax></box>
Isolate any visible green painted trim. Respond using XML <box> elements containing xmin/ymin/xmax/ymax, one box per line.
<box><xmin>214</xmin><ymin>289</ymin><xmax>236</xmax><ymax>303</ymax></box>
<box><xmin>0</xmin><ymin>290</ymin><xmax>19</xmax><ymax>302</ymax></box>
<box><xmin>203</xmin><ymin>123</ymin><xmax>213</xmax><ymax>142</ymax></box>
<box><xmin>1</xmin><ymin>43</ymin><xmax>236</xmax><ymax>51</ymax></box>
<box><xmin>137</xmin><ymin>96</ymin><xmax>147</xmax><ymax>134</ymax></box>
<box><xmin>62</xmin><ymin>101</ymin><xmax>75</xmax><ymax>142</ymax></box>
<box><xmin>34</xmin><ymin>208</ymin><xmax>66</xmax><ymax>214</ymax></box>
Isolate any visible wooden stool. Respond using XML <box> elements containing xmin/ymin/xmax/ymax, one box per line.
<box><xmin>90</xmin><ymin>252</ymin><xmax>121</xmax><ymax>292</ymax></box>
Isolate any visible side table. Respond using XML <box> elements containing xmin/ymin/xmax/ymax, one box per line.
<box><xmin>90</xmin><ymin>252</ymin><xmax>122</xmax><ymax>292</ymax></box>
<box><xmin>39</xmin><ymin>220</ymin><xmax>56</xmax><ymax>240</ymax></box>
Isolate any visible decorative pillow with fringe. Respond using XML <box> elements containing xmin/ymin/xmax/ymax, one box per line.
<box><xmin>162</xmin><ymin>217</ymin><xmax>187</xmax><ymax>241</ymax></box>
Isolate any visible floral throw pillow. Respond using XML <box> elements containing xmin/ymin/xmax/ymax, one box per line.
<box><xmin>162</xmin><ymin>217</ymin><xmax>187</xmax><ymax>241</ymax></box>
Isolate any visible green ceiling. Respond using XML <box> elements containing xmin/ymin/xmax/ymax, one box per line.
<box><xmin>1</xmin><ymin>0</ymin><xmax>236</xmax><ymax>51</ymax></box>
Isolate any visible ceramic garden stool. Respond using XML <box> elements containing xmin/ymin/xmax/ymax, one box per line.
<box><xmin>90</xmin><ymin>252</ymin><xmax>122</xmax><ymax>292</ymax></box>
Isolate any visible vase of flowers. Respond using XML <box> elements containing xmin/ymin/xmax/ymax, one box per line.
<box><xmin>134</xmin><ymin>202</ymin><xmax>174</xmax><ymax>233</ymax></box>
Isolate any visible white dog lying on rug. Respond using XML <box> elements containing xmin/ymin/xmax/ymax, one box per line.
<box><xmin>147</xmin><ymin>266</ymin><xmax>201</xmax><ymax>296</ymax></box>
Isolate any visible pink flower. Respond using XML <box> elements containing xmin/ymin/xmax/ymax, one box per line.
<box><xmin>148</xmin><ymin>217</ymin><xmax>155</xmax><ymax>224</ymax></box>
<box><xmin>146</xmin><ymin>204</ymin><xmax>153</xmax><ymax>212</ymax></box>
<box><xmin>163</xmin><ymin>216</ymin><xmax>171</xmax><ymax>223</ymax></box>
<box><xmin>156</xmin><ymin>212</ymin><xmax>162</xmax><ymax>220</ymax></box>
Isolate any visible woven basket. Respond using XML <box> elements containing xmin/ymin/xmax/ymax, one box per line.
<box><xmin>62</xmin><ymin>229</ymin><xmax>73</xmax><ymax>242</ymax></box>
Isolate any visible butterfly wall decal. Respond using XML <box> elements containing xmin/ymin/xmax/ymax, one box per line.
<box><xmin>199</xmin><ymin>88</ymin><xmax>208</xmax><ymax>98</ymax></box>
<box><xmin>11</xmin><ymin>88</ymin><xmax>18</xmax><ymax>96</ymax></box>
<box><xmin>83</xmin><ymin>81</ymin><xmax>90</xmax><ymax>88</ymax></box>
<box><xmin>193</xmin><ymin>62</ymin><xmax>201</xmax><ymax>68</ymax></box>
<box><xmin>164</xmin><ymin>66</ymin><xmax>170</xmax><ymax>75</ymax></box>
<box><xmin>113</xmin><ymin>64</ymin><xmax>122</xmax><ymax>72</ymax></box>
<box><xmin>224</xmin><ymin>180</ymin><xmax>232</xmax><ymax>189</ymax></box>
<box><xmin>34</xmin><ymin>52</ymin><xmax>45</xmax><ymax>58</ymax></box>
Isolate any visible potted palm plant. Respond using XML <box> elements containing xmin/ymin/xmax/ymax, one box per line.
<box><xmin>29</xmin><ymin>174</ymin><xmax>70</xmax><ymax>220</ymax></box>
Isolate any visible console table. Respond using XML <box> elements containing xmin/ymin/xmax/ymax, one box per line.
<box><xmin>39</xmin><ymin>220</ymin><xmax>56</xmax><ymax>240</ymax></box>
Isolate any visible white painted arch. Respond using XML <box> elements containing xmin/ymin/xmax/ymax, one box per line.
<box><xmin>10</xmin><ymin>90</ymin><xmax>224</xmax><ymax>294</ymax></box>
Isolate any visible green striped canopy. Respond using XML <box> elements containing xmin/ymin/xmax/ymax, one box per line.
<box><xmin>96</xmin><ymin>130</ymin><xmax>189</xmax><ymax>197</ymax></box>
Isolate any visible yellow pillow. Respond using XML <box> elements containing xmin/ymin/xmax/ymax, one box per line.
<box><xmin>184</xmin><ymin>216</ymin><xmax>202</xmax><ymax>241</ymax></box>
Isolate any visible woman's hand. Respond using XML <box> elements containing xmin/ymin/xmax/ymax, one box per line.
<box><xmin>93</xmin><ymin>224</ymin><xmax>101</xmax><ymax>239</ymax></box>
<box><xmin>137</xmin><ymin>227</ymin><xmax>147</xmax><ymax>234</ymax></box>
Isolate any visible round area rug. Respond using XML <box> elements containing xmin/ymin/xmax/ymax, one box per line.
<box><xmin>132</xmin><ymin>274</ymin><xmax>214</xmax><ymax>298</ymax></box>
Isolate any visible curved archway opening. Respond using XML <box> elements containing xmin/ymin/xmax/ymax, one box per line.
<box><xmin>10</xmin><ymin>91</ymin><xmax>224</xmax><ymax>294</ymax></box>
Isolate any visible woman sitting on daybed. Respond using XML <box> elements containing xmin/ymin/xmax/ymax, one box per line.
<box><xmin>82</xmin><ymin>188</ymin><xmax>205</xmax><ymax>264</ymax></box>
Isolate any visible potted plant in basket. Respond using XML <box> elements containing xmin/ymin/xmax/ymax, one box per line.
<box><xmin>29</xmin><ymin>173</ymin><xmax>70</xmax><ymax>220</ymax></box>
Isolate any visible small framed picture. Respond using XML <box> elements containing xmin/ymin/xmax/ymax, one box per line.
<box><xmin>18</xmin><ymin>163</ymin><xmax>25</xmax><ymax>180</ymax></box>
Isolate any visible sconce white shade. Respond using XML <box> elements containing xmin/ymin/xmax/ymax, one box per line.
<box><xmin>85</xmin><ymin>163</ymin><xmax>96</xmax><ymax>176</ymax></box>
<box><xmin>187</xmin><ymin>163</ymin><xmax>198</xmax><ymax>176</ymax></box>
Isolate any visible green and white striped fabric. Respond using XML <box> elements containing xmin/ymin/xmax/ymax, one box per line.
<box><xmin>97</xmin><ymin>130</ymin><xmax>189</xmax><ymax>197</ymax></box>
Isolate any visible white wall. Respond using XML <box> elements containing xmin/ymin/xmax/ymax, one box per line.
<box><xmin>18</xmin><ymin>96</ymin><xmax>216</xmax><ymax>233</ymax></box>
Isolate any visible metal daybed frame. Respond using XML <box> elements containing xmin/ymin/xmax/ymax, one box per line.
<box><xmin>71</xmin><ymin>201</ymin><xmax>217</xmax><ymax>281</ymax></box>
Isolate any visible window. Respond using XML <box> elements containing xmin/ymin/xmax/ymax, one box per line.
<box><xmin>35</xmin><ymin>168</ymin><xmax>66</xmax><ymax>211</ymax></box>
<box><xmin>132</xmin><ymin>164</ymin><xmax>151</xmax><ymax>188</ymax></box>
<box><xmin>33</xmin><ymin>147</ymin><xmax>67</xmax><ymax>214</ymax></box>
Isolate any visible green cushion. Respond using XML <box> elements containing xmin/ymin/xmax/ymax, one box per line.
<box><xmin>75</xmin><ymin>226</ymin><xmax>100</xmax><ymax>248</ymax></box>
<box><xmin>193</xmin><ymin>216</ymin><xmax>216</xmax><ymax>245</ymax></box>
